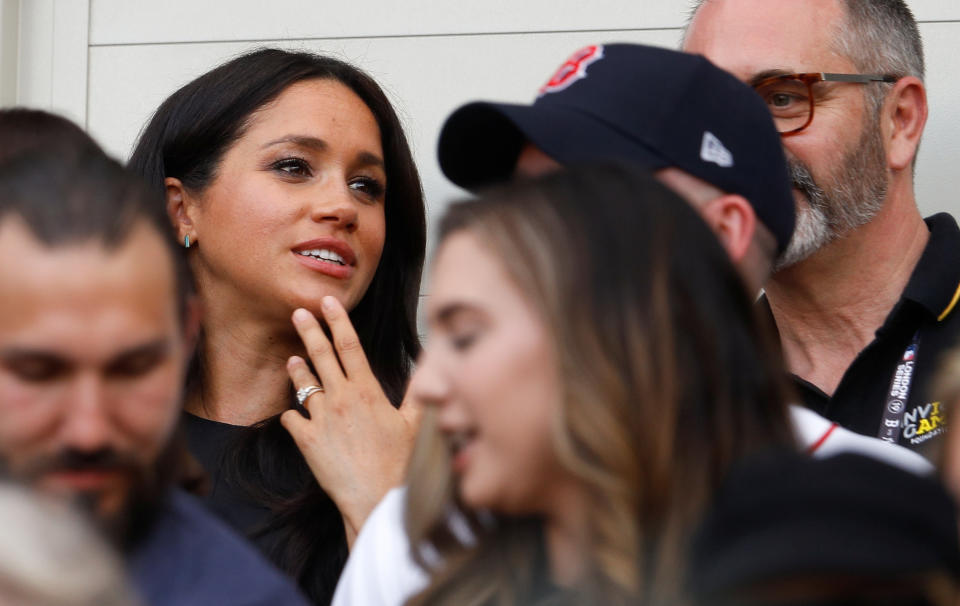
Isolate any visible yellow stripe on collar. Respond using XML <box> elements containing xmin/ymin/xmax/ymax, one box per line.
<box><xmin>938</xmin><ymin>281</ymin><xmax>960</xmax><ymax>322</ymax></box>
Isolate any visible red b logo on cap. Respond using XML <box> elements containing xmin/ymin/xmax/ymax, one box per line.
<box><xmin>538</xmin><ymin>45</ymin><xmax>604</xmax><ymax>96</ymax></box>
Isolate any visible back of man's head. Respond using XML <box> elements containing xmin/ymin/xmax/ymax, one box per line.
<box><xmin>0</xmin><ymin>108</ymin><xmax>100</xmax><ymax>164</ymax></box>
<box><xmin>0</xmin><ymin>114</ymin><xmax>190</xmax><ymax>318</ymax></box>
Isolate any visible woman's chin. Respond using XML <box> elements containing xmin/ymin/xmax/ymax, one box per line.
<box><xmin>289</xmin><ymin>286</ymin><xmax>363</xmax><ymax>314</ymax></box>
<box><xmin>278</xmin><ymin>289</ymin><xmax>342</xmax><ymax>316</ymax></box>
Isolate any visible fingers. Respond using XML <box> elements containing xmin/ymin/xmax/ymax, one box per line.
<box><xmin>280</xmin><ymin>409</ymin><xmax>324</xmax><ymax>482</ymax></box>
<box><xmin>280</xmin><ymin>408</ymin><xmax>310</xmax><ymax>445</ymax></box>
<box><xmin>287</xmin><ymin>354</ymin><xmax>325</xmax><ymax>410</ymax></box>
<box><xmin>319</xmin><ymin>296</ymin><xmax>374</xmax><ymax>380</ymax></box>
<box><xmin>292</xmin><ymin>307</ymin><xmax>344</xmax><ymax>388</ymax></box>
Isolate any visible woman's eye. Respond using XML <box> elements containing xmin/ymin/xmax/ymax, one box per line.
<box><xmin>271</xmin><ymin>157</ymin><xmax>312</xmax><ymax>178</ymax></box>
<box><xmin>450</xmin><ymin>333</ymin><xmax>478</xmax><ymax>352</ymax></box>
<box><xmin>349</xmin><ymin>177</ymin><xmax>385</xmax><ymax>200</ymax></box>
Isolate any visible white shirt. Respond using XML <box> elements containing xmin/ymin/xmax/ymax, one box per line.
<box><xmin>788</xmin><ymin>405</ymin><xmax>933</xmax><ymax>475</ymax></box>
<box><xmin>331</xmin><ymin>487</ymin><xmax>425</xmax><ymax>606</ymax></box>
<box><xmin>332</xmin><ymin>406</ymin><xmax>934</xmax><ymax>606</ymax></box>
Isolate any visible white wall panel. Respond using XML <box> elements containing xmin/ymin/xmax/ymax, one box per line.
<box><xmin>26</xmin><ymin>0</ymin><xmax>960</xmax><ymax>232</ymax></box>
<box><xmin>89</xmin><ymin>0</ymin><xmax>689</xmax><ymax>46</ymax></box>
<box><xmin>17</xmin><ymin>0</ymin><xmax>88</xmax><ymax>125</ymax></box>
<box><xmin>910</xmin><ymin>0</ymin><xmax>960</xmax><ymax>21</ymax></box>
<box><xmin>914</xmin><ymin>21</ymin><xmax>960</xmax><ymax>217</ymax></box>
<box><xmin>88</xmin><ymin>0</ymin><xmax>960</xmax><ymax>47</ymax></box>
<box><xmin>88</xmin><ymin>30</ymin><xmax>680</xmax><ymax>223</ymax></box>
<box><xmin>0</xmin><ymin>0</ymin><xmax>16</xmax><ymax>105</ymax></box>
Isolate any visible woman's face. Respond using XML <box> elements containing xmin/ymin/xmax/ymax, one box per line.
<box><xmin>412</xmin><ymin>231</ymin><xmax>575</xmax><ymax>515</ymax></box>
<box><xmin>184</xmin><ymin>78</ymin><xmax>387</xmax><ymax>321</ymax></box>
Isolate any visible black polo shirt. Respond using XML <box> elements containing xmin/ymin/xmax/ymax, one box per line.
<box><xmin>761</xmin><ymin>213</ymin><xmax>960</xmax><ymax>461</ymax></box>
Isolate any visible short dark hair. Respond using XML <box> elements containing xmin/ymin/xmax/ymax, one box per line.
<box><xmin>0</xmin><ymin>108</ymin><xmax>99</xmax><ymax>164</ymax></box>
<box><xmin>0</xmin><ymin>110</ymin><xmax>190</xmax><ymax>322</ymax></box>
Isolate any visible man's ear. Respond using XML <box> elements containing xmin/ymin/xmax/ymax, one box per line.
<box><xmin>883</xmin><ymin>76</ymin><xmax>927</xmax><ymax>172</ymax></box>
<box><xmin>165</xmin><ymin>177</ymin><xmax>198</xmax><ymax>245</ymax></box>
<box><xmin>698</xmin><ymin>194</ymin><xmax>756</xmax><ymax>264</ymax></box>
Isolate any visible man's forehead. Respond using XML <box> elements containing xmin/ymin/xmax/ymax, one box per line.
<box><xmin>0</xmin><ymin>218</ymin><xmax>180</xmax><ymax>358</ymax></box>
<box><xmin>684</xmin><ymin>0</ymin><xmax>850</xmax><ymax>81</ymax></box>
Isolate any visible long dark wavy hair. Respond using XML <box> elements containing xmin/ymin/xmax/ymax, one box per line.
<box><xmin>405</xmin><ymin>164</ymin><xmax>796</xmax><ymax>606</ymax></box>
<box><xmin>129</xmin><ymin>48</ymin><xmax>426</xmax><ymax>603</ymax></box>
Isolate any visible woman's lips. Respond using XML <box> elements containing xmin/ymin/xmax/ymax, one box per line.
<box><xmin>292</xmin><ymin>238</ymin><xmax>357</xmax><ymax>279</ymax></box>
<box><xmin>452</xmin><ymin>447</ymin><xmax>472</xmax><ymax>474</ymax></box>
<box><xmin>449</xmin><ymin>432</ymin><xmax>477</xmax><ymax>474</ymax></box>
<box><xmin>293</xmin><ymin>251</ymin><xmax>355</xmax><ymax>279</ymax></box>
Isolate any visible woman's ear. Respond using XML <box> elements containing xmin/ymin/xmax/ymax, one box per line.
<box><xmin>166</xmin><ymin>177</ymin><xmax>198</xmax><ymax>245</ymax></box>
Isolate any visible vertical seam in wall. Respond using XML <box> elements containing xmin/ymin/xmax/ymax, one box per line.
<box><xmin>12</xmin><ymin>0</ymin><xmax>20</xmax><ymax>103</ymax></box>
<box><xmin>85</xmin><ymin>0</ymin><xmax>91</xmax><ymax>128</ymax></box>
<box><xmin>15</xmin><ymin>0</ymin><xmax>22</xmax><ymax>103</ymax></box>
<box><xmin>49</xmin><ymin>0</ymin><xmax>55</xmax><ymax>108</ymax></box>
<box><xmin>85</xmin><ymin>44</ymin><xmax>91</xmax><ymax>128</ymax></box>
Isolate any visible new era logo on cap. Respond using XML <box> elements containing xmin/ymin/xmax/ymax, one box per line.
<box><xmin>700</xmin><ymin>131</ymin><xmax>734</xmax><ymax>168</ymax></box>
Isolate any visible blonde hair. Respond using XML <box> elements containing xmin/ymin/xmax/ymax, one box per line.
<box><xmin>405</xmin><ymin>165</ymin><xmax>795</xmax><ymax>606</ymax></box>
<box><xmin>0</xmin><ymin>482</ymin><xmax>140</xmax><ymax>606</ymax></box>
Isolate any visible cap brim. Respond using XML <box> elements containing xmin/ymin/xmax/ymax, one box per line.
<box><xmin>438</xmin><ymin>100</ymin><xmax>670</xmax><ymax>191</ymax></box>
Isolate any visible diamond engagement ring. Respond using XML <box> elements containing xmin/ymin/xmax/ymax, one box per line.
<box><xmin>296</xmin><ymin>385</ymin><xmax>324</xmax><ymax>406</ymax></box>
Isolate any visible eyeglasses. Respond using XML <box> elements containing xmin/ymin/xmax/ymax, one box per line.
<box><xmin>752</xmin><ymin>73</ymin><xmax>899</xmax><ymax>137</ymax></box>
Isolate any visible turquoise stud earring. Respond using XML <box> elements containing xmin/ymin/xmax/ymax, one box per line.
<box><xmin>184</xmin><ymin>235</ymin><xmax>191</xmax><ymax>248</ymax></box>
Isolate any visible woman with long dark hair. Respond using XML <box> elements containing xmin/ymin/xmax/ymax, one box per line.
<box><xmin>129</xmin><ymin>48</ymin><xmax>426</xmax><ymax>604</ymax></box>
<box><xmin>334</xmin><ymin>163</ymin><xmax>796</xmax><ymax>606</ymax></box>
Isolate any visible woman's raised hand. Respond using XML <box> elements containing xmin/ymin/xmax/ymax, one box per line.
<box><xmin>280</xmin><ymin>296</ymin><xmax>422</xmax><ymax>548</ymax></box>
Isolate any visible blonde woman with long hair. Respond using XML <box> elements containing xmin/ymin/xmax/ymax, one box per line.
<box><xmin>334</xmin><ymin>164</ymin><xmax>797</xmax><ymax>606</ymax></box>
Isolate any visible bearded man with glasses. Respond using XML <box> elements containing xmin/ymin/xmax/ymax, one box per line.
<box><xmin>684</xmin><ymin>0</ymin><xmax>958</xmax><ymax>461</ymax></box>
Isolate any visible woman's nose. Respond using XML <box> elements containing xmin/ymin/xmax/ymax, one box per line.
<box><xmin>309</xmin><ymin>180</ymin><xmax>359</xmax><ymax>231</ymax></box>
<box><xmin>409</xmin><ymin>348</ymin><xmax>449</xmax><ymax>408</ymax></box>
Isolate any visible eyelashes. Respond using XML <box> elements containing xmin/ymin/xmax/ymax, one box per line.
<box><xmin>268</xmin><ymin>156</ymin><xmax>386</xmax><ymax>200</ymax></box>
<box><xmin>270</xmin><ymin>156</ymin><xmax>312</xmax><ymax>178</ymax></box>
<box><xmin>349</xmin><ymin>177</ymin><xmax>386</xmax><ymax>200</ymax></box>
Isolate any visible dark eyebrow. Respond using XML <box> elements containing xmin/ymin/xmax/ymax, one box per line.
<box><xmin>748</xmin><ymin>69</ymin><xmax>798</xmax><ymax>87</ymax></box>
<box><xmin>106</xmin><ymin>339</ymin><xmax>171</xmax><ymax>367</ymax></box>
<box><xmin>0</xmin><ymin>348</ymin><xmax>69</xmax><ymax>366</ymax></box>
<box><xmin>0</xmin><ymin>339</ymin><xmax>171</xmax><ymax>367</ymax></box>
<box><xmin>356</xmin><ymin>151</ymin><xmax>385</xmax><ymax>171</ymax></box>
<box><xmin>261</xmin><ymin>136</ymin><xmax>385</xmax><ymax>170</ymax></box>
<box><xmin>262</xmin><ymin>135</ymin><xmax>329</xmax><ymax>152</ymax></box>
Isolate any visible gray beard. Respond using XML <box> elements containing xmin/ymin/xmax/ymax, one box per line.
<box><xmin>774</xmin><ymin>120</ymin><xmax>889</xmax><ymax>271</ymax></box>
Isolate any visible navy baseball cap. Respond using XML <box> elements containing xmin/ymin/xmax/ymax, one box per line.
<box><xmin>437</xmin><ymin>43</ymin><xmax>796</xmax><ymax>253</ymax></box>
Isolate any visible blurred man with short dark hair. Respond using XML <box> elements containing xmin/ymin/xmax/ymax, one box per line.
<box><xmin>0</xmin><ymin>110</ymin><xmax>308</xmax><ymax>606</ymax></box>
